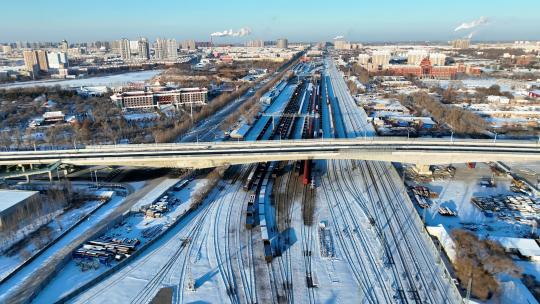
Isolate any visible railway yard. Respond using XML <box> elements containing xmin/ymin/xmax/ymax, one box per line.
<box><xmin>0</xmin><ymin>57</ymin><xmax>467</xmax><ymax>304</ymax></box>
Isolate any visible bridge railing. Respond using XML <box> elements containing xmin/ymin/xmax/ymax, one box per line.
<box><xmin>0</xmin><ymin>137</ymin><xmax>539</xmax><ymax>157</ymax></box>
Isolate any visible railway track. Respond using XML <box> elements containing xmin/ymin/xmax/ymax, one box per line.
<box><xmin>331</xmin><ymin>159</ymin><xmax>397</xmax><ymax>303</ymax></box>
<box><xmin>363</xmin><ymin>161</ymin><xmax>431</xmax><ymax>303</ymax></box>
<box><xmin>212</xmin><ymin>176</ymin><xmax>245</xmax><ymax>304</ymax></box>
<box><xmin>276</xmin><ymin>164</ymin><xmax>296</xmax><ymax>303</ymax></box>
<box><xmin>235</xmin><ymin>186</ymin><xmax>258</xmax><ymax>304</ymax></box>
<box><xmin>300</xmin><ymin>186</ymin><xmax>316</xmax><ymax>304</ymax></box>
<box><xmin>87</xmin><ymin>182</ymin><xmax>223</xmax><ymax>304</ymax></box>
<box><xmin>375</xmin><ymin>161</ymin><xmax>459</xmax><ymax>302</ymax></box>
<box><xmin>319</xmin><ymin>173</ymin><xmax>377</xmax><ymax>304</ymax></box>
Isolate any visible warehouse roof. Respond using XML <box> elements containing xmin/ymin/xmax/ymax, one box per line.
<box><xmin>0</xmin><ymin>189</ymin><xmax>39</xmax><ymax>213</ymax></box>
<box><xmin>490</xmin><ymin>236</ymin><xmax>540</xmax><ymax>258</ymax></box>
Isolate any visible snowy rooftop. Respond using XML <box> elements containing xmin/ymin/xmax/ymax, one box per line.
<box><xmin>230</xmin><ymin>123</ymin><xmax>251</xmax><ymax>138</ymax></box>
<box><xmin>0</xmin><ymin>190</ymin><xmax>39</xmax><ymax>213</ymax></box>
<box><xmin>490</xmin><ymin>236</ymin><xmax>540</xmax><ymax>257</ymax></box>
<box><xmin>426</xmin><ymin>225</ymin><xmax>456</xmax><ymax>262</ymax></box>
<box><xmin>130</xmin><ymin>179</ymin><xmax>179</xmax><ymax>212</ymax></box>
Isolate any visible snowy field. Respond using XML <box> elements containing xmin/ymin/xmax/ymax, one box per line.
<box><xmin>412</xmin><ymin>163</ymin><xmax>534</xmax><ymax>238</ymax></box>
<box><xmin>0</xmin><ymin>195</ymin><xmax>127</xmax><ymax>303</ymax></box>
<box><xmin>408</xmin><ymin>162</ymin><xmax>540</xmax><ymax>303</ymax></box>
<box><xmin>0</xmin><ymin>199</ymin><xmax>102</xmax><ymax>281</ymax></box>
<box><xmin>32</xmin><ymin>177</ymin><xmax>208</xmax><ymax>303</ymax></box>
<box><xmin>0</xmin><ymin>70</ymin><xmax>162</xmax><ymax>89</ymax></box>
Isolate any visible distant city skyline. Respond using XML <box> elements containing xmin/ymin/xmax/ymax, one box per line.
<box><xmin>1</xmin><ymin>0</ymin><xmax>540</xmax><ymax>43</ymax></box>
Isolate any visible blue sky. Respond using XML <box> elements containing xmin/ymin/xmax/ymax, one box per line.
<box><xmin>1</xmin><ymin>0</ymin><xmax>539</xmax><ymax>42</ymax></box>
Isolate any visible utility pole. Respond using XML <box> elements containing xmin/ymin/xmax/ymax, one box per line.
<box><xmin>466</xmin><ymin>272</ymin><xmax>473</xmax><ymax>303</ymax></box>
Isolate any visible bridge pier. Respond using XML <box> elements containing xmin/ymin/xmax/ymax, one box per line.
<box><xmin>48</xmin><ymin>171</ymin><xmax>53</xmax><ymax>182</ymax></box>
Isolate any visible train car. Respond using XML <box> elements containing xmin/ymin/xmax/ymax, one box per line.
<box><xmin>248</xmin><ymin>193</ymin><xmax>257</xmax><ymax>205</ymax></box>
<box><xmin>303</xmin><ymin>160</ymin><xmax>311</xmax><ymax>185</ymax></box>
<box><xmin>243</xmin><ymin>166</ymin><xmax>257</xmax><ymax>190</ymax></box>
<box><xmin>261</xmin><ymin>222</ymin><xmax>273</xmax><ymax>262</ymax></box>
<box><xmin>245</xmin><ymin>214</ymin><xmax>254</xmax><ymax>229</ymax></box>
<box><xmin>246</xmin><ymin>204</ymin><xmax>255</xmax><ymax>217</ymax></box>
<box><xmin>264</xmin><ymin>240</ymin><xmax>273</xmax><ymax>263</ymax></box>
<box><xmin>173</xmin><ymin>180</ymin><xmax>189</xmax><ymax>191</ymax></box>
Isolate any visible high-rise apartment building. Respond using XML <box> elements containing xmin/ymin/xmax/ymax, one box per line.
<box><xmin>36</xmin><ymin>50</ymin><xmax>49</xmax><ymax>72</ymax></box>
<box><xmin>60</xmin><ymin>39</ymin><xmax>69</xmax><ymax>52</ymax></box>
<box><xmin>1</xmin><ymin>45</ymin><xmax>12</xmax><ymax>54</ymax></box>
<box><xmin>166</xmin><ymin>39</ymin><xmax>177</xmax><ymax>59</ymax></box>
<box><xmin>47</xmin><ymin>52</ymin><xmax>69</xmax><ymax>69</ymax></box>
<box><xmin>154</xmin><ymin>38</ymin><xmax>167</xmax><ymax>60</ymax></box>
<box><xmin>334</xmin><ymin>39</ymin><xmax>347</xmax><ymax>50</ymax></box>
<box><xmin>451</xmin><ymin>39</ymin><xmax>470</xmax><ymax>49</ymax></box>
<box><xmin>276</xmin><ymin>38</ymin><xmax>288</xmax><ymax>49</ymax></box>
<box><xmin>118</xmin><ymin>38</ymin><xmax>131</xmax><ymax>60</ymax></box>
<box><xmin>357</xmin><ymin>53</ymin><xmax>370</xmax><ymax>65</ymax></box>
<box><xmin>246</xmin><ymin>40</ymin><xmax>264</xmax><ymax>47</ymax></box>
<box><xmin>138</xmin><ymin>37</ymin><xmax>150</xmax><ymax>60</ymax></box>
<box><xmin>181</xmin><ymin>40</ymin><xmax>196</xmax><ymax>50</ymax></box>
<box><xmin>407</xmin><ymin>49</ymin><xmax>429</xmax><ymax>66</ymax></box>
<box><xmin>429</xmin><ymin>53</ymin><xmax>446</xmax><ymax>66</ymax></box>
<box><xmin>23</xmin><ymin>50</ymin><xmax>38</xmax><ymax>72</ymax></box>
<box><xmin>371</xmin><ymin>50</ymin><xmax>391</xmax><ymax>68</ymax></box>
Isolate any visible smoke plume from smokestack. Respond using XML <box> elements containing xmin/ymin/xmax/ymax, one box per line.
<box><xmin>211</xmin><ymin>27</ymin><xmax>252</xmax><ymax>37</ymax></box>
<box><xmin>454</xmin><ymin>16</ymin><xmax>488</xmax><ymax>32</ymax></box>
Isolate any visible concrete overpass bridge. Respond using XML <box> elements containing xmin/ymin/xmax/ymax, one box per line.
<box><xmin>1</xmin><ymin>138</ymin><xmax>540</xmax><ymax>169</ymax></box>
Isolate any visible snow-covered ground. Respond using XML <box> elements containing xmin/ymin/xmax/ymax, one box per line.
<box><xmin>68</xmin><ymin>177</ymin><xmax>240</xmax><ymax>304</ymax></box>
<box><xmin>0</xmin><ymin>195</ymin><xmax>127</xmax><ymax>303</ymax></box>
<box><xmin>409</xmin><ymin>162</ymin><xmax>540</xmax><ymax>303</ymax></box>
<box><xmin>412</xmin><ymin>163</ymin><xmax>534</xmax><ymax>238</ymax></box>
<box><xmin>13</xmin><ymin>57</ymin><xmax>467</xmax><ymax>304</ymax></box>
<box><xmin>0</xmin><ymin>199</ymin><xmax>102</xmax><ymax>281</ymax></box>
<box><xmin>0</xmin><ymin>70</ymin><xmax>162</xmax><ymax>89</ymax></box>
<box><xmin>32</xmin><ymin>177</ymin><xmax>209</xmax><ymax>303</ymax></box>
<box><xmin>423</xmin><ymin>78</ymin><xmax>513</xmax><ymax>92</ymax></box>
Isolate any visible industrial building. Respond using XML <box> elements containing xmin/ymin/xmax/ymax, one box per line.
<box><xmin>111</xmin><ymin>85</ymin><xmax>208</xmax><ymax>110</ymax></box>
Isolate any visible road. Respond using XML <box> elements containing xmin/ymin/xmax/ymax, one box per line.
<box><xmin>180</xmin><ymin>85</ymin><xmax>260</xmax><ymax>143</ymax></box>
